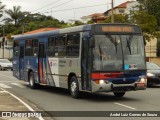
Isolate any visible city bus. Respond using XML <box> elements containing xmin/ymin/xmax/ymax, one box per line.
<box><xmin>12</xmin><ymin>23</ymin><xmax>147</xmax><ymax>98</ymax></box>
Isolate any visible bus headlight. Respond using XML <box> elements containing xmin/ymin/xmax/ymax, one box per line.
<box><xmin>100</xmin><ymin>80</ymin><xmax>109</xmax><ymax>84</ymax></box>
<box><xmin>139</xmin><ymin>76</ymin><xmax>147</xmax><ymax>83</ymax></box>
<box><xmin>140</xmin><ymin>78</ymin><xmax>146</xmax><ymax>83</ymax></box>
<box><xmin>95</xmin><ymin>80</ymin><xmax>109</xmax><ymax>84</ymax></box>
<box><xmin>100</xmin><ymin>80</ymin><xmax>105</xmax><ymax>84</ymax></box>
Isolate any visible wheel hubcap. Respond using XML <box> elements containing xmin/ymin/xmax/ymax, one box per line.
<box><xmin>30</xmin><ymin>76</ymin><xmax>33</xmax><ymax>86</ymax></box>
<box><xmin>71</xmin><ymin>81</ymin><xmax>77</xmax><ymax>93</ymax></box>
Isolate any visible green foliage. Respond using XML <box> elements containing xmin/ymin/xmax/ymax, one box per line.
<box><xmin>138</xmin><ymin>0</ymin><xmax>160</xmax><ymax>26</ymax></box>
<box><xmin>130</xmin><ymin>11</ymin><xmax>159</xmax><ymax>41</ymax></box>
<box><xmin>87</xmin><ymin>20</ymin><xmax>94</xmax><ymax>24</ymax></box>
<box><xmin>5</xmin><ymin>6</ymin><xmax>23</xmax><ymax>26</ymax></box>
<box><xmin>104</xmin><ymin>14</ymin><xmax>128</xmax><ymax>23</ymax></box>
<box><xmin>0</xmin><ymin>2</ymin><xmax>5</xmax><ymax>18</ymax></box>
<box><xmin>0</xmin><ymin>4</ymin><xmax>68</xmax><ymax>35</ymax></box>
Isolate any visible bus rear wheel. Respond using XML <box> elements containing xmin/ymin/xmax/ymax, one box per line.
<box><xmin>29</xmin><ymin>72</ymin><xmax>37</xmax><ymax>89</ymax></box>
<box><xmin>113</xmin><ymin>92</ymin><xmax>125</xmax><ymax>97</ymax></box>
<box><xmin>69</xmin><ymin>76</ymin><xmax>80</xmax><ymax>99</ymax></box>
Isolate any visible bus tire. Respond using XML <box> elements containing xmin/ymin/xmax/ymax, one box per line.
<box><xmin>29</xmin><ymin>72</ymin><xmax>37</xmax><ymax>89</ymax></box>
<box><xmin>114</xmin><ymin>92</ymin><xmax>125</xmax><ymax>97</ymax></box>
<box><xmin>69</xmin><ymin>76</ymin><xmax>80</xmax><ymax>99</ymax></box>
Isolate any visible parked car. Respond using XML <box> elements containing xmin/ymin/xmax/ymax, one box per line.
<box><xmin>0</xmin><ymin>59</ymin><xmax>13</xmax><ymax>71</ymax></box>
<box><xmin>146</xmin><ymin>62</ymin><xmax>160</xmax><ymax>86</ymax></box>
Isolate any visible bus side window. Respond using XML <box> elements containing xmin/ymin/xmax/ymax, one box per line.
<box><xmin>66</xmin><ymin>33</ymin><xmax>80</xmax><ymax>57</ymax></box>
<box><xmin>13</xmin><ymin>40</ymin><xmax>19</xmax><ymax>57</ymax></box>
<box><xmin>55</xmin><ymin>35</ymin><xmax>66</xmax><ymax>57</ymax></box>
<box><xmin>32</xmin><ymin>39</ymin><xmax>38</xmax><ymax>57</ymax></box>
<box><xmin>48</xmin><ymin>37</ymin><xmax>55</xmax><ymax>57</ymax></box>
<box><xmin>25</xmin><ymin>39</ymin><xmax>32</xmax><ymax>56</ymax></box>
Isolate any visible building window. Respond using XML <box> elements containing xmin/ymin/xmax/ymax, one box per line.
<box><xmin>119</xmin><ymin>9</ymin><xmax>124</xmax><ymax>14</ymax></box>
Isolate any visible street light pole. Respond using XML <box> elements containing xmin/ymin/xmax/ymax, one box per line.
<box><xmin>111</xmin><ymin>0</ymin><xmax>114</xmax><ymax>23</ymax></box>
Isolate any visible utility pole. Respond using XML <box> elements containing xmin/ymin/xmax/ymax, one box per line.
<box><xmin>111</xmin><ymin>0</ymin><xmax>114</xmax><ymax>23</ymax></box>
<box><xmin>2</xmin><ymin>25</ymin><xmax>5</xmax><ymax>59</ymax></box>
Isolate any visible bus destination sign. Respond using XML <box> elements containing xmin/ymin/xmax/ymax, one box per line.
<box><xmin>101</xmin><ymin>26</ymin><xmax>134</xmax><ymax>32</ymax></box>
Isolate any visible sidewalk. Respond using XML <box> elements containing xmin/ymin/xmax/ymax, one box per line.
<box><xmin>0</xmin><ymin>89</ymin><xmax>39</xmax><ymax>120</ymax></box>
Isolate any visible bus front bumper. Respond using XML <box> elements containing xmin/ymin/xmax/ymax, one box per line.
<box><xmin>91</xmin><ymin>80</ymin><xmax>147</xmax><ymax>93</ymax></box>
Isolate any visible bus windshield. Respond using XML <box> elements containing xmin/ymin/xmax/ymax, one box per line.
<box><xmin>93</xmin><ymin>34</ymin><xmax>146</xmax><ymax>71</ymax></box>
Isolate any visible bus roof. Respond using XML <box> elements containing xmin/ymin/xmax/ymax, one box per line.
<box><xmin>13</xmin><ymin>23</ymin><xmax>141</xmax><ymax>41</ymax></box>
<box><xmin>13</xmin><ymin>24</ymin><xmax>92</xmax><ymax>41</ymax></box>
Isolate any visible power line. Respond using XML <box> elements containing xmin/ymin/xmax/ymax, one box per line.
<box><xmin>38</xmin><ymin>0</ymin><xmax>74</xmax><ymax>14</ymax></box>
<box><xmin>31</xmin><ymin>0</ymin><xmax>62</xmax><ymax>13</ymax></box>
<box><xmin>41</xmin><ymin>4</ymin><xmax>106</xmax><ymax>14</ymax></box>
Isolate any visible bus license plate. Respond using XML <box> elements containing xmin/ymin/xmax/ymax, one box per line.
<box><xmin>137</xmin><ymin>83</ymin><xmax>145</xmax><ymax>87</ymax></box>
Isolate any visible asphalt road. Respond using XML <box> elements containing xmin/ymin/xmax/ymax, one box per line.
<box><xmin>0</xmin><ymin>71</ymin><xmax>160</xmax><ymax>120</ymax></box>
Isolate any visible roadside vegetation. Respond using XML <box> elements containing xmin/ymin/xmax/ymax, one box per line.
<box><xmin>0</xmin><ymin>0</ymin><xmax>160</xmax><ymax>39</ymax></box>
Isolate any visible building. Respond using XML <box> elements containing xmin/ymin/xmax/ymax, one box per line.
<box><xmin>81</xmin><ymin>1</ymin><xmax>136</xmax><ymax>23</ymax></box>
<box><xmin>81</xmin><ymin>13</ymin><xmax>105</xmax><ymax>23</ymax></box>
<box><xmin>104</xmin><ymin>1</ymin><xmax>135</xmax><ymax>16</ymax></box>
<box><xmin>145</xmin><ymin>37</ymin><xmax>158</xmax><ymax>61</ymax></box>
<box><xmin>0</xmin><ymin>36</ymin><xmax>13</xmax><ymax>59</ymax></box>
<box><xmin>126</xmin><ymin>1</ymin><xmax>140</xmax><ymax>14</ymax></box>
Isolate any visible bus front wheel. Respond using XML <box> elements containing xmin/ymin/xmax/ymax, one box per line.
<box><xmin>69</xmin><ymin>76</ymin><xmax>80</xmax><ymax>98</ymax></box>
<box><xmin>113</xmin><ymin>92</ymin><xmax>125</xmax><ymax>97</ymax></box>
<box><xmin>29</xmin><ymin>72</ymin><xmax>37</xmax><ymax>89</ymax></box>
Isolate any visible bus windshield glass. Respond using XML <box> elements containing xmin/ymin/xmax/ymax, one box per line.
<box><xmin>93</xmin><ymin>34</ymin><xmax>146</xmax><ymax>71</ymax></box>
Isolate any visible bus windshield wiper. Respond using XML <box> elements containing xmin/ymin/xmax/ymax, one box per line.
<box><xmin>106</xmin><ymin>34</ymin><xmax>119</xmax><ymax>53</ymax></box>
<box><xmin>126</xmin><ymin>35</ymin><xmax>133</xmax><ymax>55</ymax></box>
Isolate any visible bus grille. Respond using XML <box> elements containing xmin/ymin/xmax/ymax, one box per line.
<box><xmin>112</xmin><ymin>79</ymin><xmax>135</xmax><ymax>84</ymax></box>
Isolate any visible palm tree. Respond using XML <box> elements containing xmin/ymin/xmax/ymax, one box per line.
<box><xmin>5</xmin><ymin>6</ymin><xmax>23</xmax><ymax>26</ymax></box>
<box><xmin>0</xmin><ymin>2</ymin><xmax>5</xmax><ymax>18</ymax></box>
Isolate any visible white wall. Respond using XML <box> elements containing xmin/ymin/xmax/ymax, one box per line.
<box><xmin>126</xmin><ymin>1</ymin><xmax>140</xmax><ymax>14</ymax></box>
<box><xmin>0</xmin><ymin>48</ymin><xmax>13</xmax><ymax>59</ymax></box>
<box><xmin>145</xmin><ymin>38</ymin><xmax>157</xmax><ymax>57</ymax></box>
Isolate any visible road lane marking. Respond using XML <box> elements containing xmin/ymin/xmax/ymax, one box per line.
<box><xmin>114</xmin><ymin>102</ymin><xmax>136</xmax><ymax>110</ymax></box>
<box><xmin>0</xmin><ymin>83</ymin><xmax>12</xmax><ymax>88</ymax></box>
<box><xmin>1</xmin><ymin>88</ymin><xmax>44</xmax><ymax>120</ymax></box>
<box><xmin>0</xmin><ymin>90</ymin><xmax>8</xmax><ymax>93</ymax></box>
<box><xmin>11</xmin><ymin>83</ymin><xmax>26</xmax><ymax>88</ymax></box>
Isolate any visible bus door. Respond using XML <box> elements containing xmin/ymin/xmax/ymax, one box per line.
<box><xmin>81</xmin><ymin>35</ymin><xmax>92</xmax><ymax>91</ymax></box>
<box><xmin>19</xmin><ymin>45</ymin><xmax>24</xmax><ymax>80</ymax></box>
<box><xmin>38</xmin><ymin>43</ymin><xmax>47</xmax><ymax>84</ymax></box>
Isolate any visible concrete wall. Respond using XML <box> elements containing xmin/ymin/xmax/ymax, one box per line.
<box><xmin>149</xmin><ymin>58</ymin><xmax>160</xmax><ymax>66</ymax></box>
<box><xmin>145</xmin><ymin>38</ymin><xmax>157</xmax><ymax>57</ymax></box>
<box><xmin>0</xmin><ymin>48</ymin><xmax>13</xmax><ymax>59</ymax></box>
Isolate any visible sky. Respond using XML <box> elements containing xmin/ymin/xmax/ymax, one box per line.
<box><xmin>1</xmin><ymin>0</ymin><xmax>128</xmax><ymax>22</ymax></box>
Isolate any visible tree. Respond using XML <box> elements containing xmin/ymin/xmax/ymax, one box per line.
<box><xmin>0</xmin><ymin>2</ymin><xmax>5</xmax><ymax>18</ymax></box>
<box><xmin>137</xmin><ymin>0</ymin><xmax>160</xmax><ymax>26</ymax></box>
<box><xmin>104</xmin><ymin>14</ymin><xmax>128</xmax><ymax>23</ymax></box>
<box><xmin>130</xmin><ymin>10</ymin><xmax>159</xmax><ymax>40</ymax></box>
<box><xmin>2</xmin><ymin>6</ymin><xmax>68</xmax><ymax>35</ymax></box>
<box><xmin>5</xmin><ymin>6</ymin><xmax>23</xmax><ymax>26</ymax></box>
